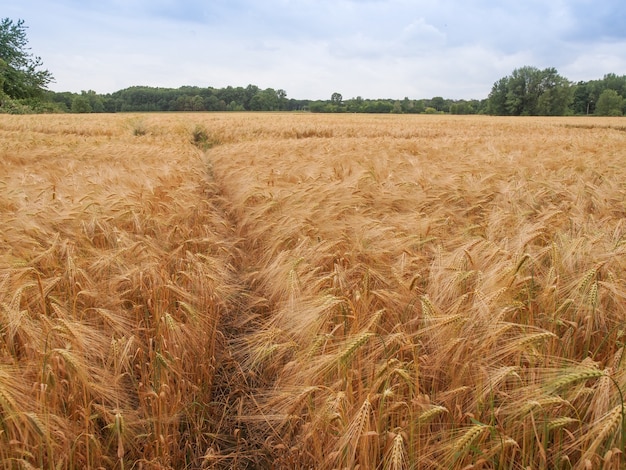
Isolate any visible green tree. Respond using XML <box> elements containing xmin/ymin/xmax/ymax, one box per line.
<box><xmin>309</xmin><ymin>101</ymin><xmax>330</xmax><ymax>112</ymax></box>
<box><xmin>595</xmin><ymin>89</ymin><xmax>624</xmax><ymax>116</ymax></box>
<box><xmin>412</xmin><ymin>99</ymin><xmax>426</xmax><ymax>114</ymax></box>
<box><xmin>602</xmin><ymin>73</ymin><xmax>626</xmax><ymax>96</ymax></box>
<box><xmin>277</xmin><ymin>89</ymin><xmax>287</xmax><ymax>110</ymax></box>
<box><xmin>487</xmin><ymin>77</ymin><xmax>508</xmax><ymax>115</ymax></box>
<box><xmin>82</xmin><ymin>89</ymin><xmax>104</xmax><ymax>112</ymax></box>
<box><xmin>536</xmin><ymin>68</ymin><xmax>573</xmax><ymax>116</ymax></box>
<box><xmin>571</xmin><ymin>81</ymin><xmax>594</xmax><ymax>115</ymax></box>
<box><xmin>429</xmin><ymin>96</ymin><xmax>446</xmax><ymax>112</ymax></box>
<box><xmin>363</xmin><ymin>100</ymin><xmax>393</xmax><ymax>113</ymax></box>
<box><xmin>331</xmin><ymin>92</ymin><xmax>343</xmax><ymax>105</ymax></box>
<box><xmin>487</xmin><ymin>66</ymin><xmax>572</xmax><ymax>116</ymax></box>
<box><xmin>226</xmin><ymin>100</ymin><xmax>244</xmax><ymax>111</ymax></box>
<box><xmin>71</xmin><ymin>95</ymin><xmax>92</xmax><ymax>113</ymax></box>
<box><xmin>0</xmin><ymin>18</ymin><xmax>53</xmax><ymax>100</ymax></box>
<box><xmin>191</xmin><ymin>95</ymin><xmax>205</xmax><ymax>111</ymax></box>
<box><xmin>400</xmin><ymin>97</ymin><xmax>412</xmax><ymax>113</ymax></box>
<box><xmin>506</xmin><ymin>66</ymin><xmax>543</xmax><ymax>115</ymax></box>
<box><xmin>450</xmin><ymin>101</ymin><xmax>473</xmax><ymax>115</ymax></box>
<box><xmin>249</xmin><ymin>89</ymin><xmax>281</xmax><ymax>111</ymax></box>
<box><xmin>346</xmin><ymin>96</ymin><xmax>364</xmax><ymax>112</ymax></box>
<box><xmin>243</xmin><ymin>84</ymin><xmax>259</xmax><ymax>110</ymax></box>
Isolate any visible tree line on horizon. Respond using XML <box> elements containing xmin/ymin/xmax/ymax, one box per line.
<box><xmin>44</xmin><ymin>85</ymin><xmax>489</xmax><ymax>115</ymax></box>
<box><xmin>9</xmin><ymin>69</ymin><xmax>626</xmax><ymax>117</ymax></box>
<box><xmin>1</xmin><ymin>17</ymin><xmax>625</xmax><ymax>116</ymax></box>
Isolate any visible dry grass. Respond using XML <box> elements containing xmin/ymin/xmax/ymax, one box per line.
<box><xmin>1</xmin><ymin>112</ymin><xmax>626</xmax><ymax>468</ymax></box>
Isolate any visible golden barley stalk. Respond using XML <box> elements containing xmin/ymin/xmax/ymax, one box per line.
<box><xmin>547</xmin><ymin>416</ymin><xmax>578</xmax><ymax>431</ymax></box>
<box><xmin>578</xmin><ymin>266</ymin><xmax>598</xmax><ymax>293</ymax></box>
<box><xmin>417</xmin><ymin>405</ymin><xmax>448</xmax><ymax>424</ymax></box>
<box><xmin>448</xmin><ymin>424</ymin><xmax>489</xmax><ymax>464</ymax></box>
<box><xmin>420</xmin><ymin>295</ymin><xmax>440</xmax><ymax>317</ymax></box>
<box><xmin>579</xmin><ymin>405</ymin><xmax>623</xmax><ymax>463</ymax></box>
<box><xmin>385</xmin><ymin>432</ymin><xmax>407</xmax><ymax>470</ymax></box>
<box><xmin>547</xmin><ymin>367</ymin><xmax>606</xmax><ymax>392</ymax></box>
<box><xmin>339</xmin><ymin>331</ymin><xmax>373</xmax><ymax>365</ymax></box>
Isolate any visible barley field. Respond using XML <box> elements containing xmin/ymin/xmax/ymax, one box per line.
<box><xmin>1</xmin><ymin>112</ymin><xmax>626</xmax><ymax>469</ymax></box>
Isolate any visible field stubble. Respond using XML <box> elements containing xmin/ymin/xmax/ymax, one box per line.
<box><xmin>1</xmin><ymin>113</ymin><xmax>626</xmax><ymax>469</ymax></box>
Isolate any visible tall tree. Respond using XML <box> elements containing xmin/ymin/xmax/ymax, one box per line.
<box><xmin>331</xmin><ymin>92</ymin><xmax>343</xmax><ymax>104</ymax></box>
<box><xmin>249</xmin><ymin>88</ymin><xmax>281</xmax><ymax>111</ymax></box>
<box><xmin>487</xmin><ymin>78</ymin><xmax>510</xmax><ymax>115</ymax></box>
<box><xmin>595</xmin><ymin>89</ymin><xmax>624</xmax><ymax>116</ymax></box>
<box><xmin>506</xmin><ymin>66</ymin><xmax>543</xmax><ymax>115</ymax></box>
<box><xmin>276</xmin><ymin>89</ymin><xmax>287</xmax><ymax>110</ymax></box>
<box><xmin>536</xmin><ymin>68</ymin><xmax>573</xmax><ymax>116</ymax></box>
<box><xmin>429</xmin><ymin>96</ymin><xmax>446</xmax><ymax>112</ymax></box>
<box><xmin>0</xmin><ymin>18</ymin><xmax>53</xmax><ymax>100</ymax></box>
<box><xmin>571</xmin><ymin>81</ymin><xmax>595</xmax><ymax>115</ymax></box>
<box><xmin>487</xmin><ymin>66</ymin><xmax>572</xmax><ymax>116</ymax></box>
<box><xmin>602</xmin><ymin>73</ymin><xmax>626</xmax><ymax>96</ymax></box>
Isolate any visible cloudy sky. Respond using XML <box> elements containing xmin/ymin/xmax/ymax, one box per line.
<box><xmin>5</xmin><ymin>0</ymin><xmax>626</xmax><ymax>100</ymax></box>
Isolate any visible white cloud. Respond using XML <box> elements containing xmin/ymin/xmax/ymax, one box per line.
<box><xmin>561</xmin><ymin>41</ymin><xmax>626</xmax><ymax>82</ymax></box>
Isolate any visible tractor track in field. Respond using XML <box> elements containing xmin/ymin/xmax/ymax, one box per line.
<box><xmin>199</xmin><ymin>149</ymin><xmax>279</xmax><ymax>469</ymax></box>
